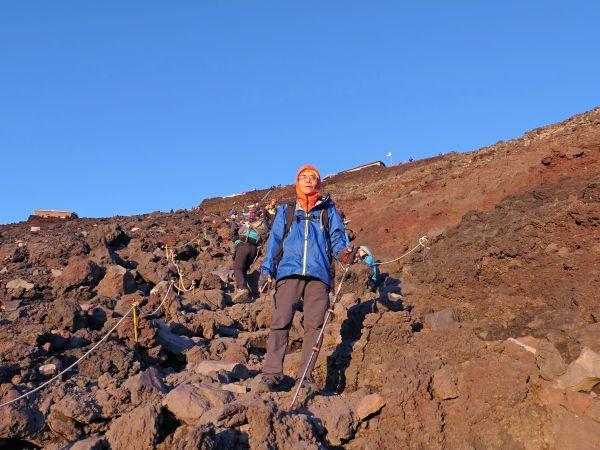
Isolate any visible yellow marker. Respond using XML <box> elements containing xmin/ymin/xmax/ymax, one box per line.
<box><xmin>132</xmin><ymin>302</ymin><xmax>139</xmax><ymax>343</ymax></box>
<box><xmin>192</xmin><ymin>281</ymin><xmax>196</xmax><ymax>300</ymax></box>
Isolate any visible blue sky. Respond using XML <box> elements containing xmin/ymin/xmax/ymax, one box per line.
<box><xmin>1</xmin><ymin>1</ymin><xmax>598</xmax><ymax>224</ymax></box>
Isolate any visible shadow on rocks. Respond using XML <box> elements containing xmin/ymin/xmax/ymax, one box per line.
<box><xmin>325</xmin><ymin>274</ymin><xmax>405</xmax><ymax>393</ymax></box>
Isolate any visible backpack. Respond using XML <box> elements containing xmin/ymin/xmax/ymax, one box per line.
<box><xmin>238</xmin><ymin>219</ymin><xmax>270</xmax><ymax>245</ymax></box>
<box><xmin>273</xmin><ymin>203</ymin><xmax>334</xmax><ymax>280</ymax></box>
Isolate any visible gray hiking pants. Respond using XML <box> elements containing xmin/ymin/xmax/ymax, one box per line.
<box><xmin>263</xmin><ymin>276</ymin><xmax>330</xmax><ymax>379</ymax></box>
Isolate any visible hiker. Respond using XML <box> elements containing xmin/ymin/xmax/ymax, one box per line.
<box><xmin>228</xmin><ymin>218</ymin><xmax>239</xmax><ymax>241</ymax></box>
<box><xmin>256</xmin><ymin>164</ymin><xmax>358</xmax><ymax>393</ymax></box>
<box><xmin>264</xmin><ymin>198</ymin><xmax>277</xmax><ymax>225</ymax></box>
<box><xmin>357</xmin><ymin>245</ymin><xmax>380</xmax><ymax>292</ymax></box>
<box><xmin>232</xmin><ymin>216</ymin><xmax>270</xmax><ymax>302</ymax></box>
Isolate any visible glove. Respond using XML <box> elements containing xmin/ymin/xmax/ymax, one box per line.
<box><xmin>337</xmin><ymin>247</ymin><xmax>359</xmax><ymax>265</ymax></box>
<box><xmin>259</xmin><ymin>272</ymin><xmax>273</xmax><ymax>292</ymax></box>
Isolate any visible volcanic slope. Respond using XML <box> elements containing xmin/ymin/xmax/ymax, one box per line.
<box><xmin>0</xmin><ymin>107</ymin><xmax>599</xmax><ymax>449</ymax></box>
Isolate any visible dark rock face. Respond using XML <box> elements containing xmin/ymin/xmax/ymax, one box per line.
<box><xmin>45</xmin><ymin>298</ymin><xmax>87</xmax><ymax>331</ymax></box>
<box><xmin>1</xmin><ymin>109</ymin><xmax>600</xmax><ymax>448</ymax></box>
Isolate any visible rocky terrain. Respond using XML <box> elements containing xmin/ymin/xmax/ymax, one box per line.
<box><xmin>1</xmin><ymin>107</ymin><xmax>600</xmax><ymax>449</ymax></box>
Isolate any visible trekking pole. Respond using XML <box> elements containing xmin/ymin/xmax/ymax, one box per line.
<box><xmin>288</xmin><ymin>263</ymin><xmax>352</xmax><ymax>411</ymax></box>
<box><xmin>260</xmin><ymin>280</ymin><xmax>271</xmax><ymax>293</ymax></box>
<box><xmin>260</xmin><ymin>189</ymin><xmax>272</xmax><ymax>202</ymax></box>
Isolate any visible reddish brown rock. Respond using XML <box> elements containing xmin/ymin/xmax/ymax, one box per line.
<box><xmin>106</xmin><ymin>402</ymin><xmax>162</xmax><ymax>450</ymax></box>
<box><xmin>162</xmin><ymin>383</ymin><xmax>234</xmax><ymax>424</ymax></box>
<box><xmin>95</xmin><ymin>265</ymin><xmax>137</xmax><ymax>297</ymax></box>
<box><xmin>52</xmin><ymin>257</ymin><xmax>102</xmax><ymax>294</ymax></box>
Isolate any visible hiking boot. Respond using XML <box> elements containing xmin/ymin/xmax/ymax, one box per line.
<box><xmin>232</xmin><ymin>288</ymin><xmax>251</xmax><ymax>303</ymax></box>
<box><xmin>253</xmin><ymin>373</ymin><xmax>283</xmax><ymax>393</ymax></box>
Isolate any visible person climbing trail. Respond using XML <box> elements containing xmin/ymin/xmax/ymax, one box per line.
<box><xmin>255</xmin><ymin>164</ymin><xmax>358</xmax><ymax>394</ymax></box>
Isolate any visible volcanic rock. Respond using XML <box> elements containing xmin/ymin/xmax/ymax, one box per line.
<box><xmin>555</xmin><ymin>347</ymin><xmax>600</xmax><ymax>391</ymax></box>
<box><xmin>45</xmin><ymin>298</ymin><xmax>86</xmax><ymax>331</ymax></box>
<box><xmin>106</xmin><ymin>402</ymin><xmax>162</xmax><ymax>450</ymax></box>
<box><xmin>162</xmin><ymin>383</ymin><xmax>234</xmax><ymax>424</ymax></box>
<box><xmin>53</xmin><ymin>257</ymin><xmax>103</xmax><ymax>294</ymax></box>
<box><xmin>95</xmin><ymin>265</ymin><xmax>137</xmax><ymax>297</ymax></box>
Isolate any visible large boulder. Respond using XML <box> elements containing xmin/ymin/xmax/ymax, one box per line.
<box><xmin>0</xmin><ymin>403</ymin><xmax>43</xmax><ymax>442</ymax></box>
<box><xmin>136</xmin><ymin>261</ymin><xmax>168</xmax><ymax>286</ymax></box>
<box><xmin>6</xmin><ymin>278</ymin><xmax>35</xmax><ymax>299</ymax></box>
<box><xmin>76</xmin><ymin>340</ymin><xmax>139</xmax><ymax>381</ymax></box>
<box><xmin>95</xmin><ymin>265</ymin><xmax>137</xmax><ymax>297</ymax></box>
<box><xmin>51</xmin><ymin>392</ymin><xmax>101</xmax><ymax>424</ymax></box>
<box><xmin>246</xmin><ymin>398</ymin><xmax>321</xmax><ymax>449</ymax></box>
<box><xmin>432</xmin><ymin>366</ymin><xmax>459</xmax><ymax>400</ymax></box>
<box><xmin>355</xmin><ymin>393</ymin><xmax>386</xmax><ymax>421</ymax></box>
<box><xmin>123</xmin><ymin>366</ymin><xmax>167</xmax><ymax>405</ymax></box>
<box><xmin>162</xmin><ymin>383</ymin><xmax>234</xmax><ymax>425</ymax></box>
<box><xmin>48</xmin><ymin>392</ymin><xmax>101</xmax><ymax>440</ymax></box>
<box><xmin>88</xmin><ymin>224</ymin><xmax>127</xmax><ymax>247</ymax></box>
<box><xmin>195</xmin><ymin>289</ymin><xmax>226</xmax><ymax>310</ymax></box>
<box><xmin>53</xmin><ymin>257</ymin><xmax>103</xmax><ymax>294</ymax></box>
<box><xmin>555</xmin><ymin>347</ymin><xmax>600</xmax><ymax>391</ymax></box>
<box><xmin>536</xmin><ymin>340</ymin><xmax>568</xmax><ymax>380</ymax></box>
<box><xmin>45</xmin><ymin>298</ymin><xmax>87</xmax><ymax>331</ymax></box>
<box><xmin>156</xmin><ymin>322</ymin><xmax>194</xmax><ymax>355</ymax></box>
<box><xmin>106</xmin><ymin>402</ymin><xmax>162</xmax><ymax>450</ymax></box>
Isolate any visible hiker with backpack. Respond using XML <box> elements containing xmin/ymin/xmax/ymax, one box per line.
<box><xmin>255</xmin><ymin>164</ymin><xmax>358</xmax><ymax>394</ymax></box>
<box><xmin>231</xmin><ymin>215</ymin><xmax>270</xmax><ymax>302</ymax></box>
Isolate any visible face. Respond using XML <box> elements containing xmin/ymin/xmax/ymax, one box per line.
<box><xmin>298</xmin><ymin>171</ymin><xmax>319</xmax><ymax>195</ymax></box>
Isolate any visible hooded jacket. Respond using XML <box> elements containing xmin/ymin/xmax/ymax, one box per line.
<box><xmin>260</xmin><ymin>194</ymin><xmax>348</xmax><ymax>287</ymax></box>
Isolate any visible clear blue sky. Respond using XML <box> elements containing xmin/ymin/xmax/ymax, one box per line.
<box><xmin>1</xmin><ymin>1</ymin><xmax>599</xmax><ymax>224</ymax></box>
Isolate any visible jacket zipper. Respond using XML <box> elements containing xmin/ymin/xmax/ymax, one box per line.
<box><xmin>302</xmin><ymin>197</ymin><xmax>309</xmax><ymax>275</ymax></box>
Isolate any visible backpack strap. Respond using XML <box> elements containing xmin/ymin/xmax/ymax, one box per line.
<box><xmin>320</xmin><ymin>207</ymin><xmax>335</xmax><ymax>283</ymax></box>
<box><xmin>273</xmin><ymin>204</ymin><xmax>297</xmax><ymax>272</ymax></box>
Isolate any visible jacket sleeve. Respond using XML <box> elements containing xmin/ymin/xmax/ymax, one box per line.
<box><xmin>328</xmin><ymin>204</ymin><xmax>349</xmax><ymax>259</ymax></box>
<box><xmin>260</xmin><ymin>204</ymin><xmax>287</xmax><ymax>276</ymax></box>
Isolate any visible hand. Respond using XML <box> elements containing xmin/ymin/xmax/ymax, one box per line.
<box><xmin>338</xmin><ymin>247</ymin><xmax>359</xmax><ymax>265</ymax></box>
<box><xmin>259</xmin><ymin>273</ymin><xmax>273</xmax><ymax>292</ymax></box>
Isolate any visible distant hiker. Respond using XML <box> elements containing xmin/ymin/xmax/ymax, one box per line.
<box><xmin>264</xmin><ymin>198</ymin><xmax>278</xmax><ymax>225</ymax></box>
<box><xmin>242</xmin><ymin>209</ymin><xmax>256</xmax><ymax>221</ymax></box>
<box><xmin>358</xmin><ymin>245</ymin><xmax>380</xmax><ymax>292</ymax></box>
<box><xmin>256</xmin><ymin>164</ymin><xmax>358</xmax><ymax>393</ymax></box>
<box><xmin>409</xmin><ymin>156</ymin><xmax>414</xmax><ymax>163</ymax></box>
<box><xmin>232</xmin><ymin>217</ymin><xmax>270</xmax><ymax>302</ymax></box>
<box><xmin>228</xmin><ymin>208</ymin><xmax>237</xmax><ymax>218</ymax></box>
<box><xmin>228</xmin><ymin>219</ymin><xmax>240</xmax><ymax>242</ymax></box>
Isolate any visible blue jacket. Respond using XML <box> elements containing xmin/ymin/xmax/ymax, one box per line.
<box><xmin>260</xmin><ymin>195</ymin><xmax>348</xmax><ymax>287</ymax></box>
